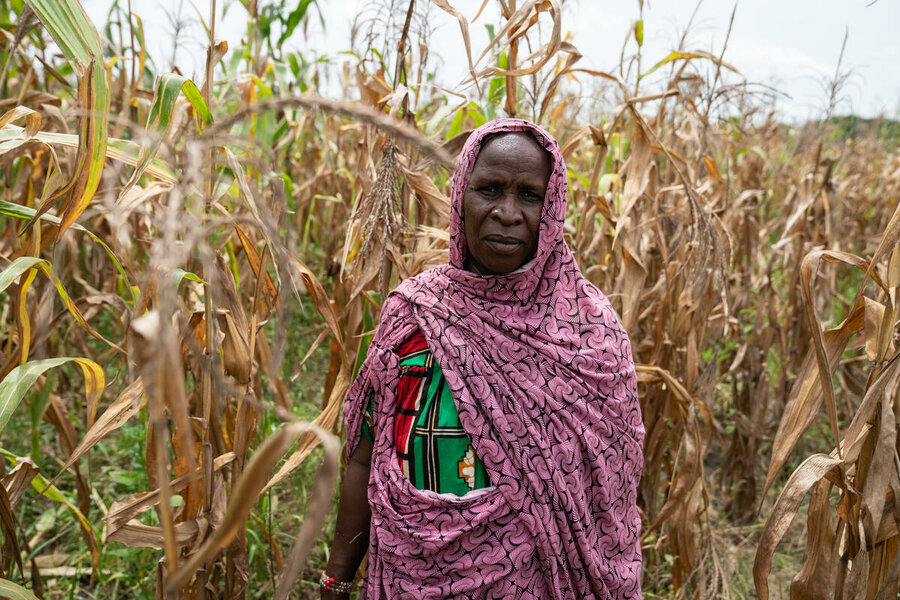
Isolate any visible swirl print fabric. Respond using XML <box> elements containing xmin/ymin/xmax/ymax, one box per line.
<box><xmin>344</xmin><ymin>119</ymin><xmax>644</xmax><ymax>599</ymax></box>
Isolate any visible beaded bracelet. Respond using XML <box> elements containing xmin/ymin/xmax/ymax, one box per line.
<box><xmin>319</xmin><ymin>570</ymin><xmax>354</xmax><ymax>594</ymax></box>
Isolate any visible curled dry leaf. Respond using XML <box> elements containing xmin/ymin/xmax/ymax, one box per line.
<box><xmin>754</xmin><ymin>453</ymin><xmax>843</xmax><ymax>600</ymax></box>
<box><xmin>789</xmin><ymin>479</ymin><xmax>840</xmax><ymax>599</ymax></box>
<box><xmin>105</xmin><ymin>452</ymin><xmax>234</xmax><ymax>543</ymax></box>
<box><xmin>0</xmin><ymin>458</ymin><xmax>39</xmax><ymax>581</ymax></box>
<box><xmin>864</xmin><ymin>297</ymin><xmax>888</xmax><ymax>361</ymax></box>
<box><xmin>538</xmin><ymin>46</ymin><xmax>582</xmax><ymax>121</ymax></box>
<box><xmin>108</xmin><ymin>519</ymin><xmax>202</xmax><ymax>550</ymax></box>
<box><xmin>220</xmin><ymin>309</ymin><xmax>251</xmax><ymax>383</ymax></box>
<box><xmin>1</xmin><ymin>457</ymin><xmax>39</xmax><ymax>507</ymax></box>
<box><xmin>0</xmin><ymin>480</ymin><xmax>25</xmax><ymax>580</ymax></box>
<box><xmin>0</xmin><ymin>105</ymin><xmax>44</xmax><ymax>155</ymax></box>
<box><xmin>398</xmin><ymin>161</ymin><xmax>450</xmax><ymax>220</ymax></box>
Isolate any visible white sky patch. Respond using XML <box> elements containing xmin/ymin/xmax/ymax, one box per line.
<box><xmin>82</xmin><ymin>0</ymin><xmax>900</xmax><ymax>121</ymax></box>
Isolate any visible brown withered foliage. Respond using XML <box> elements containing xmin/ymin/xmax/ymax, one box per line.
<box><xmin>0</xmin><ymin>0</ymin><xmax>898</xmax><ymax>599</ymax></box>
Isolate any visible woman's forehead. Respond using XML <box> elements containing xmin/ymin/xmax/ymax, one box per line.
<box><xmin>474</xmin><ymin>131</ymin><xmax>554</xmax><ymax>171</ymax></box>
<box><xmin>469</xmin><ymin>140</ymin><xmax>551</xmax><ymax>186</ymax></box>
<box><xmin>479</xmin><ymin>130</ymin><xmax>547</xmax><ymax>153</ymax></box>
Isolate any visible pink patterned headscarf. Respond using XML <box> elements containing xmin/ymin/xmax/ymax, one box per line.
<box><xmin>344</xmin><ymin>119</ymin><xmax>643</xmax><ymax>599</ymax></box>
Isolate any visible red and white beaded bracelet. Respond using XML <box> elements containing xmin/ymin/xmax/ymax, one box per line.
<box><xmin>319</xmin><ymin>571</ymin><xmax>354</xmax><ymax>594</ymax></box>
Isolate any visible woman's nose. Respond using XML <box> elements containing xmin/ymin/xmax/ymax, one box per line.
<box><xmin>491</xmin><ymin>192</ymin><xmax>523</xmax><ymax>224</ymax></box>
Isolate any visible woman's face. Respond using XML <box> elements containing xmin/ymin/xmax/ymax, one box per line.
<box><xmin>462</xmin><ymin>133</ymin><xmax>552</xmax><ymax>275</ymax></box>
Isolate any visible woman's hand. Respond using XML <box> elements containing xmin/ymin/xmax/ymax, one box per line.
<box><xmin>320</xmin><ymin>435</ymin><xmax>373</xmax><ymax>599</ymax></box>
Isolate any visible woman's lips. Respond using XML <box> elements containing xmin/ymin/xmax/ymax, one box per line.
<box><xmin>483</xmin><ymin>236</ymin><xmax>523</xmax><ymax>254</ymax></box>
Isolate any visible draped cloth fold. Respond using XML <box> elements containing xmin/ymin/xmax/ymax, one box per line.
<box><xmin>344</xmin><ymin>119</ymin><xmax>643</xmax><ymax>599</ymax></box>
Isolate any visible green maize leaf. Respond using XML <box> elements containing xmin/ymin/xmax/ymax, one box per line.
<box><xmin>173</xmin><ymin>268</ymin><xmax>205</xmax><ymax>288</ymax></box>
<box><xmin>182</xmin><ymin>80</ymin><xmax>212</xmax><ymax>124</ymax></box>
<box><xmin>487</xmin><ymin>52</ymin><xmax>507</xmax><ymax>104</ymax></box>
<box><xmin>0</xmin><ymin>257</ymin><xmax>45</xmax><ymax>296</ymax></box>
<box><xmin>278</xmin><ymin>0</ymin><xmax>320</xmax><ymax>46</ymax></box>
<box><xmin>447</xmin><ymin>106</ymin><xmax>464</xmax><ymax>139</ymax></box>
<box><xmin>0</xmin><ymin>123</ymin><xmax>177</xmax><ymax>183</ymax></box>
<box><xmin>122</xmin><ymin>73</ymin><xmax>209</xmax><ymax>195</ymax></box>
<box><xmin>26</xmin><ymin>0</ymin><xmax>110</xmax><ymax>240</ymax></box>
<box><xmin>467</xmin><ymin>102</ymin><xmax>486</xmax><ymax>127</ymax></box>
<box><xmin>0</xmin><ymin>578</ymin><xmax>40</xmax><ymax>600</ymax></box>
<box><xmin>26</xmin><ymin>0</ymin><xmax>101</xmax><ymax>65</ymax></box>
<box><xmin>287</xmin><ymin>53</ymin><xmax>302</xmax><ymax>78</ymax></box>
<box><xmin>0</xmin><ymin>357</ymin><xmax>104</xmax><ymax>436</ymax></box>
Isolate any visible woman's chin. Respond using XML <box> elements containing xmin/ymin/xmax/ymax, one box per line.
<box><xmin>475</xmin><ymin>260</ymin><xmax>523</xmax><ymax>275</ymax></box>
<box><xmin>467</xmin><ymin>246</ymin><xmax>532</xmax><ymax>274</ymax></box>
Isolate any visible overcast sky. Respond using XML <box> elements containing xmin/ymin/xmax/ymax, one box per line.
<box><xmin>83</xmin><ymin>0</ymin><xmax>900</xmax><ymax>122</ymax></box>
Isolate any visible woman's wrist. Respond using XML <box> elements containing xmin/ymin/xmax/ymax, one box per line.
<box><xmin>319</xmin><ymin>569</ymin><xmax>355</xmax><ymax>598</ymax></box>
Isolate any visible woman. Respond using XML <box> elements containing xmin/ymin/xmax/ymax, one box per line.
<box><xmin>322</xmin><ymin>119</ymin><xmax>643</xmax><ymax>599</ymax></box>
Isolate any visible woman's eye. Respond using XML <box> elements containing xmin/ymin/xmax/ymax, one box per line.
<box><xmin>478</xmin><ymin>185</ymin><xmax>500</xmax><ymax>196</ymax></box>
<box><xmin>522</xmin><ymin>191</ymin><xmax>543</xmax><ymax>203</ymax></box>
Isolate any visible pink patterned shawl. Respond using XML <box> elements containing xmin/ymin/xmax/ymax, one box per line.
<box><xmin>344</xmin><ymin>119</ymin><xmax>643</xmax><ymax>599</ymax></box>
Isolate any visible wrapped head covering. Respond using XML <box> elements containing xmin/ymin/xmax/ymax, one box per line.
<box><xmin>344</xmin><ymin>118</ymin><xmax>643</xmax><ymax>599</ymax></box>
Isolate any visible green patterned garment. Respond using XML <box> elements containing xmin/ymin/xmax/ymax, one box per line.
<box><xmin>362</xmin><ymin>330</ymin><xmax>491</xmax><ymax>496</ymax></box>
